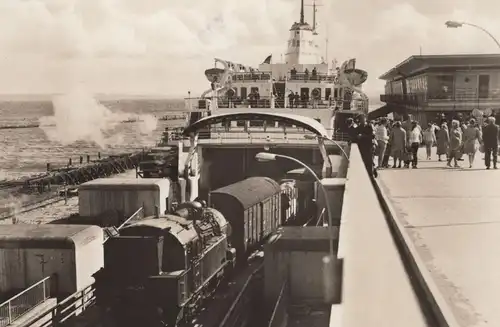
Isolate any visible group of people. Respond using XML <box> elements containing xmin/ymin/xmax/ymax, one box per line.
<box><xmin>347</xmin><ymin>114</ymin><xmax>500</xmax><ymax>177</ymax></box>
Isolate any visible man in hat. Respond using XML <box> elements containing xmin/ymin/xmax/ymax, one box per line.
<box><xmin>355</xmin><ymin>114</ymin><xmax>377</xmax><ymax>177</ymax></box>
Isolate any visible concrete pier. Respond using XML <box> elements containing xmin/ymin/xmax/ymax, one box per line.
<box><xmin>377</xmin><ymin>149</ymin><xmax>500</xmax><ymax>327</ymax></box>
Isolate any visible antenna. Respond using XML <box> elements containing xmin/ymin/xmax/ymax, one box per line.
<box><xmin>305</xmin><ymin>0</ymin><xmax>323</xmax><ymax>34</ymax></box>
<box><xmin>300</xmin><ymin>0</ymin><xmax>305</xmax><ymax>24</ymax></box>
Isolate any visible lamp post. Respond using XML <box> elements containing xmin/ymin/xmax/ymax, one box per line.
<box><xmin>445</xmin><ymin>20</ymin><xmax>500</xmax><ymax>49</ymax></box>
<box><xmin>303</xmin><ymin>134</ymin><xmax>350</xmax><ymax>162</ymax></box>
<box><xmin>256</xmin><ymin>151</ymin><xmax>337</xmax><ymax>303</ymax></box>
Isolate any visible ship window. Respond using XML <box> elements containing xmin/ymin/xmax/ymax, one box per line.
<box><xmin>325</xmin><ymin>88</ymin><xmax>332</xmax><ymax>100</ymax></box>
<box><xmin>240</xmin><ymin>87</ymin><xmax>247</xmax><ymax>99</ymax></box>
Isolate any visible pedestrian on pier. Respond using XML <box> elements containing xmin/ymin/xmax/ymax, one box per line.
<box><xmin>482</xmin><ymin>116</ymin><xmax>499</xmax><ymax>169</ymax></box>
<box><xmin>422</xmin><ymin>123</ymin><xmax>437</xmax><ymax>160</ymax></box>
<box><xmin>436</xmin><ymin>123</ymin><xmax>450</xmax><ymax>161</ymax></box>
<box><xmin>447</xmin><ymin>120</ymin><xmax>463</xmax><ymax>168</ymax></box>
<box><xmin>375</xmin><ymin>118</ymin><xmax>389</xmax><ymax>168</ymax></box>
<box><xmin>389</xmin><ymin>121</ymin><xmax>406</xmax><ymax>168</ymax></box>
<box><xmin>407</xmin><ymin>121</ymin><xmax>423</xmax><ymax>168</ymax></box>
<box><xmin>462</xmin><ymin>118</ymin><xmax>482</xmax><ymax>168</ymax></box>
<box><xmin>354</xmin><ymin>114</ymin><xmax>377</xmax><ymax>177</ymax></box>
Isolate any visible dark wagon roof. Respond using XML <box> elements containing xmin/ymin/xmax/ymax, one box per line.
<box><xmin>210</xmin><ymin>177</ymin><xmax>281</xmax><ymax>209</ymax></box>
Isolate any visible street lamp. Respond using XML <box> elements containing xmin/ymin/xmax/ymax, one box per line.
<box><xmin>445</xmin><ymin>20</ymin><xmax>500</xmax><ymax>49</ymax></box>
<box><xmin>303</xmin><ymin>134</ymin><xmax>350</xmax><ymax>162</ymax></box>
<box><xmin>255</xmin><ymin>152</ymin><xmax>337</xmax><ymax>302</ymax></box>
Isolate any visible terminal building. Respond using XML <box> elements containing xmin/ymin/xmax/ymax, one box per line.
<box><xmin>374</xmin><ymin>54</ymin><xmax>500</xmax><ymax>123</ymax></box>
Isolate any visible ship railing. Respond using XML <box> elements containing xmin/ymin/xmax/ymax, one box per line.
<box><xmin>267</xmin><ymin>280</ymin><xmax>289</xmax><ymax>327</ymax></box>
<box><xmin>0</xmin><ymin>276</ymin><xmax>51</xmax><ymax>327</ymax></box>
<box><xmin>166</xmin><ymin>126</ymin><xmax>351</xmax><ymax>143</ymax></box>
<box><xmin>287</xmin><ymin>72</ymin><xmax>336</xmax><ymax>82</ymax></box>
<box><xmin>231</xmin><ymin>72</ymin><xmax>273</xmax><ymax>82</ymax></box>
<box><xmin>184</xmin><ymin>96</ymin><xmax>350</xmax><ymax>111</ymax></box>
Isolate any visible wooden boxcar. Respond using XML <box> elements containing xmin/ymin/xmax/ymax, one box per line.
<box><xmin>208</xmin><ymin>177</ymin><xmax>282</xmax><ymax>261</ymax></box>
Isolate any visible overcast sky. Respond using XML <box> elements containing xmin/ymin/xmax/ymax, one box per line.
<box><xmin>0</xmin><ymin>0</ymin><xmax>499</xmax><ymax>98</ymax></box>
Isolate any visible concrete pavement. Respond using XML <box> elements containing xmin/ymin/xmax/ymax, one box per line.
<box><xmin>377</xmin><ymin>148</ymin><xmax>500</xmax><ymax>327</ymax></box>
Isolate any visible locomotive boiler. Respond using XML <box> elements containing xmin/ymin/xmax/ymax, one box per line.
<box><xmin>94</xmin><ymin>202</ymin><xmax>234</xmax><ymax>327</ymax></box>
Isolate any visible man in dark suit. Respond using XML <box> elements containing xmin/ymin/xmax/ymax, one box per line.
<box><xmin>482</xmin><ymin>116</ymin><xmax>500</xmax><ymax>169</ymax></box>
<box><xmin>355</xmin><ymin>114</ymin><xmax>377</xmax><ymax>177</ymax></box>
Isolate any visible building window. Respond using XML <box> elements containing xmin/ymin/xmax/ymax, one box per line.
<box><xmin>428</xmin><ymin>75</ymin><xmax>454</xmax><ymax>99</ymax></box>
<box><xmin>478</xmin><ymin>75</ymin><xmax>490</xmax><ymax>99</ymax></box>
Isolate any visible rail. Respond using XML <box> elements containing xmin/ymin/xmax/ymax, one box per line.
<box><xmin>0</xmin><ymin>277</ymin><xmax>51</xmax><ymax>327</ymax></box>
<box><xmin>184</xmin><ymin>96</ymin><xmax>346</xmax><ymax>111</ymax></box>
<box><xmin>381</xmin><ymin>88</ymin><xmax>500</xmax><ymax>103</ymax></box>
<box><xmin>267</xmin><ymin>281</ymin><xmax>289</xmax><ymax>327</ymax></box>
<box><xmin>219</xmin><ymin>264</ymin><xmax>263</xmax><ymax>327</ymax></box>
<box><xmin>165</xmin><ymin>126</ymin><xmax>351</xmax><ymax>143</ymax></box>
<box><xmin>20</xmin><ymin>284</ymin><xmax>95</xmax><ymax>327</ymax></box>
<box><xmin>287</xmin><ymin>72</ymin><xmax>336</xmax><ymax>82</ymax></box>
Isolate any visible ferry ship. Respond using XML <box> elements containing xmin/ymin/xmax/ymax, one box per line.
<box><xmin>152</xmin><ymin>0</ymin><xmax>370</xmax><ymax>206</ymax></box>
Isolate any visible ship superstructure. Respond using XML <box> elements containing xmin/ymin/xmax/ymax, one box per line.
<box><xmin>160</xmin><ymin>0</ymin><xmax>370</xmax><ymax>203</ymax></box>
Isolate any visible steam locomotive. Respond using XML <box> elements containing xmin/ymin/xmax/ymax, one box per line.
<box><xmin>93</xmin><ymin>176</ymin><xmax>294</xmax><ymax>327</ymax></box>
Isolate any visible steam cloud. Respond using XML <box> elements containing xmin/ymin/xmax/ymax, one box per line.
<box><xmin>39</xmin><ymin>88</ymin><xmax>158</xmax><ymax>148</ymax></box>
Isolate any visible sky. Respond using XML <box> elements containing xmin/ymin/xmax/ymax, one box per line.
<box><xmin>0</xmin><ymin>0</ymin><xmax>499</xmax><ymax>98</ymax></box>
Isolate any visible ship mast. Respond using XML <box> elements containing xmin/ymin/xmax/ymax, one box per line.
<box><xmin>306</xmin><ymin>0</ymin><xmax>323</xmax><ymax>35</ymax></box>
<box><xmin>300</xmin><ymin>0</ymin><xmax>304</xmax><ymax>24</ymax></box>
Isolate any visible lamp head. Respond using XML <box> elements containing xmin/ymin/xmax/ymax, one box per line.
<box><xmin>445</xmin><ymin>20</ymin><xmax>463</xmax><ymax>28</ymax></box>
<box><xmin>255</xmin><ymin>152</ymin><xmax>277</xmax><ymax>162</ymax></box>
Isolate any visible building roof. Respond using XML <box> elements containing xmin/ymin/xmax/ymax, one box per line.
<box><xmin>379</xmin><ymin>54</ymin><xmax>500</xmax><ymax>80</ymax></box>
<box><xmin>0</xmin><ymin>225</ymin><xmax>102</xmax><ymax>249</ymax></box>
<box><xmin>182</xmin><ymin>112</ymin><xmax>330</xmax><ymax>138</ymax></box>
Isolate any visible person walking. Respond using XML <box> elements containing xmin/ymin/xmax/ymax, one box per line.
<box><xmin>422</xmin><ymin>123</ymin><xmax>437</xmax><ymax>160</ymax></box>
<box><xmin>482</xmin><ymin>116</ymin><xmax>500</xmax><ymax>169</ymax></box>
<box><xmin>436</xmin><ymin>123</ymin><xmax>450</xmax><ymax>161</ymax></box>
<box><xmin>447</xmin><ymin>120</ymin><xmax>463</xmax><ymax>168</ymax></box>
<box><xmin>355</xmin><ymin>114</ymin><xmax>376</xmax><ymax>177</ymax></box>
<box><xmin>407</xmin><ymin>121</ymin><xmax>423</xmax><ymax>168</ymax></box>
<box><xmin>389</xmin><ymin>121</ymin><xmax>406</xmax><ymax>168</ymax></box>
<box><xmin>462</xmin><ymin>118</ymin><xmax>482</xmax><ymax>168</ymax></box>
<box><xmin>375</xmin><ymin>117</ymin><xmax>389</xmax><ymax>169</ymax></box>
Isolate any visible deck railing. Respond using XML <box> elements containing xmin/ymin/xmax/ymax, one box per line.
<box><xmin>381</xmin><ymin>89</ymin><xmax>500</xmax><ymax>103</ymax></box>
<box><xmin>0</xmin><ymin>276</ymin><xmax>51</xmax><ymax>327</ymax></box>
<box><xmin>267</xmin><ymin>281</ymin><xmax>289</xmax><ymax>327</ymax></box>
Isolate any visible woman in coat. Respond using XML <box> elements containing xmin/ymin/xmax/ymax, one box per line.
<box><xmin>436</xmin><ymin>123</ymin><xmax>450</xmax><ymax>161</ymax></box>
<box><xmin>462</xmin><ymin>118</ymin><xmax>482</xmax><ymax>168</ymax></box>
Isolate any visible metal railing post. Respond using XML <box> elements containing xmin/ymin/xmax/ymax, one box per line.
<box><xmin>8</xmin><ymin>301</ymin><xmax>12</xmax><ymax>324</ymax></box>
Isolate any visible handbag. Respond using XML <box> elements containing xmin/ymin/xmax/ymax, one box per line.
<box><xmin>479</xmin><ymin>144</ymin><xmax>485</xmax><ymax>153</ymax></box>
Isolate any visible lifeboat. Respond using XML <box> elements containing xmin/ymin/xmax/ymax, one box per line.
<box><xmin>204</xmin><ymin>68</ymin><xmax>225</xmax><ymax>82</ymax></box>
<box><xmin>343</xmin><ymin>68</ymin><xmax>368</xmax><ymax>87</ymax></box>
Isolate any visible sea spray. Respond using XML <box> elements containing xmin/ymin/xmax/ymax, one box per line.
<box><xmin>39</xmin><ymin>88</ymin><xmax>158</xmax><ymax>148</ymax></box>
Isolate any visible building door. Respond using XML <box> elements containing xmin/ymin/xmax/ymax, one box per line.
<box><xmin>274</xmin><ymin>82</ymin><xmax>286</xmax><ymax>108</ymax></box>
<box><xmin>478</xmin><ymin>75</ymin><xmax>490</xmax><ymax>99</ymax></box>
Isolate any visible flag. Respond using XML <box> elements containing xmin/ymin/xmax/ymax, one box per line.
<box><xmin>262</xmin><ymin>54</ymin><xmax>272</xmax><ymax>64</ymax></box>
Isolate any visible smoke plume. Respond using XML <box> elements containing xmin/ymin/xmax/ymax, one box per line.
<box><xmin>39</xmin><ymin>88</ymin><xmax>158</xmax><ymax>148</ymax></box>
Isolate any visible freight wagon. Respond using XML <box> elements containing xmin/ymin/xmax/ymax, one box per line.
<box><xmin>0</xmin><ymin>224</ymin><xmax>103</xmax><ymax>298</ymax></box>
<box><xmin>69</xmin><ymin>178</ymin><xmax>172</xmax><ymax>227</ymax></box>
<box><xmin>208</xmin><ymin>177</ymin><xmax>282</xmax><ymax>262</ymax></box>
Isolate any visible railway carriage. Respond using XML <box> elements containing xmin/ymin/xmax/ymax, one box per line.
<box><xmin>209</xmin><ymin>177</ymin><xmax>282</xmax><ymax>262</ymax></box>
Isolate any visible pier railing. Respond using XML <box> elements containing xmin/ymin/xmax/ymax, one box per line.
<box><xmin>0</xmin><ymin>276</ymin><xmax>51</xmax><ymax>327</ymax></box>
<box><xmin>19</xmin><ymin>283</ymin><xmax>95</xmax><ymax>327</ymax></box>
